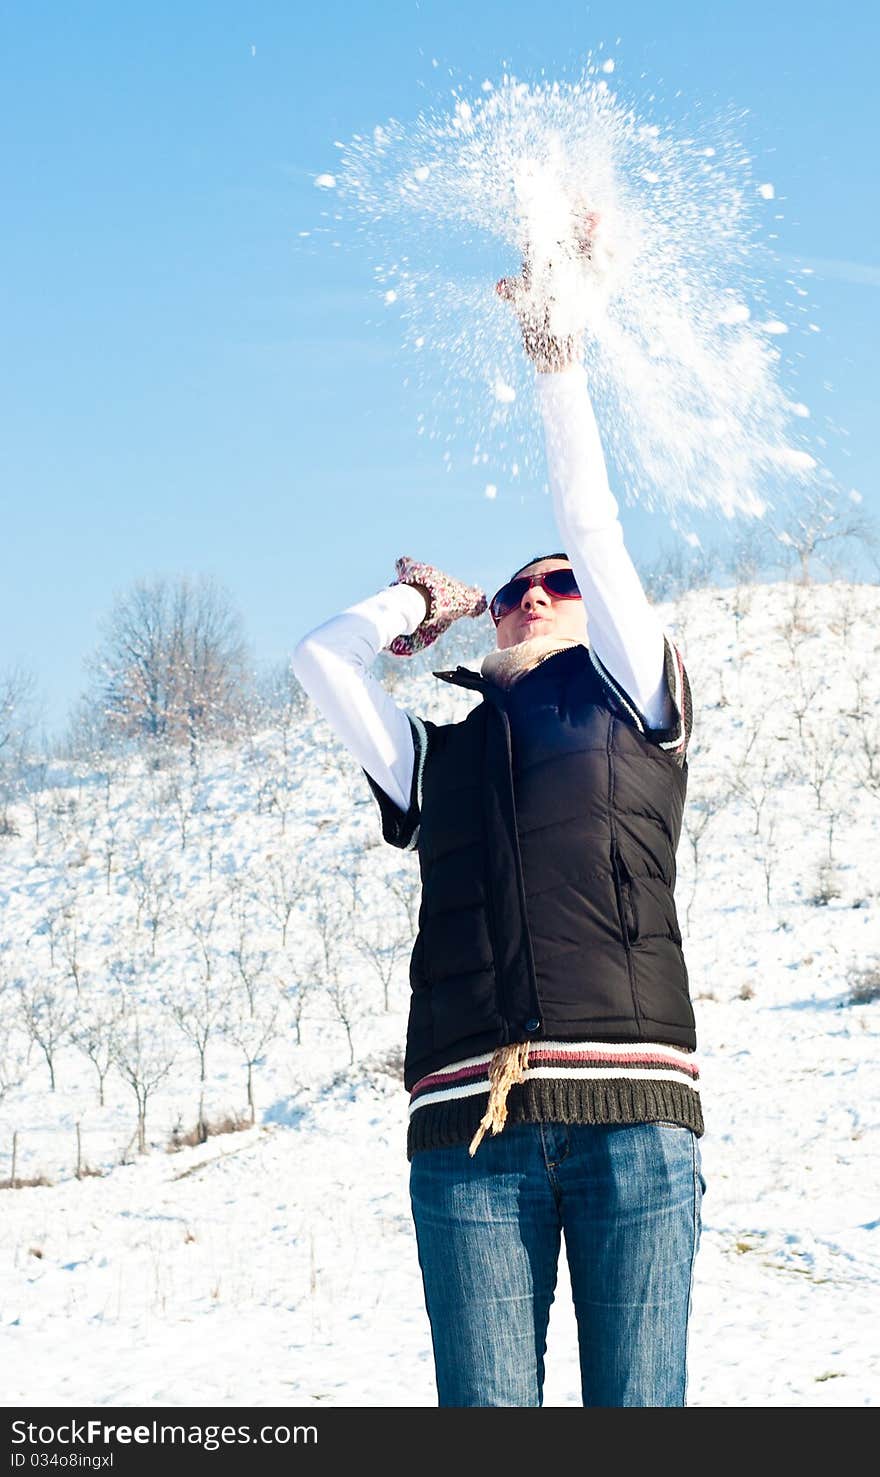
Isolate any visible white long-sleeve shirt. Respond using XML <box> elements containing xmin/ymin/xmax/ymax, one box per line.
<box><xmin>292</xmin><ymin>364</ymin><xmax>672</xmax><ymax>814</ymax></box>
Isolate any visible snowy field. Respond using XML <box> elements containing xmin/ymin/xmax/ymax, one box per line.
<box><xmin>1</xmin><ymin>580</ymin><xmax>878</xmax><ymax>1407</ymax></box>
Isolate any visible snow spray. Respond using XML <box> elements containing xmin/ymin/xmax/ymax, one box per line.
<box><xmin>314</xmin><ymin>67</ymin><xmax>822</xmax><ymax>520</ymax></box>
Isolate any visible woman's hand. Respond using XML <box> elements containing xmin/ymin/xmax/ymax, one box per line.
<box><xmin>497</xmin><ymin>209</ymin><xmax>600</xmax><ymax>373</ymax></box>
<box><xmin>386</xmin><ymin>557</ymin><xmax>487</xmax><ymax>657</ymax></box>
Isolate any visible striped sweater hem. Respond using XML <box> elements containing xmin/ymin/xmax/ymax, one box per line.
<box><xmin>406</xmin><ymin>1041</ymin><xmax>703</xmax><ymax>1159</ymax></box>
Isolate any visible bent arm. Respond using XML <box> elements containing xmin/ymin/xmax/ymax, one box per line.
<box><xmin>291</xmin><ymin>584</ymin><xmax>426</xmax><ymax>813</ymax></box>
<box><xmin>536</xmin><ymin>363</ymin><xmax>672</xmax><ymax>730</ymax></box>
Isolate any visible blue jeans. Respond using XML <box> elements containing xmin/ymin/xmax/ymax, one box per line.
<box><xmin>409</xmin><ymin>1120</ymin><xmax>704</xmax><ymax>1407</ymax></box>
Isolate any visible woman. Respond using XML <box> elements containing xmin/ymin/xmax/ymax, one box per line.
<box><xmin>292</xmin><ymin>247</ymin><xmax>704</xmax><ymax>1408</ymax></box>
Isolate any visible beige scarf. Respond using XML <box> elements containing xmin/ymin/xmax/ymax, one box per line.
<box><xmin>479</xmin><ymin>633</ymin><xmax>584</xmax><ymax>689</ymax></box>
<box><xmin>468</xmin><ymin>634</ymin><xmax>587</xmax><ymax>1156</ymax></box>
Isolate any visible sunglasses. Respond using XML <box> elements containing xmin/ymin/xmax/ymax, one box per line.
<box><xmin>489</xmin><ymin>567</ymin><xmax>582</xmax><ymax>625</ymax></box>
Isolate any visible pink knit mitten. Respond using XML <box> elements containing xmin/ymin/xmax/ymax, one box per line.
<box><xmin>386</xmin><ymin>557</ymin><xmax>487</xmax><ymax>657</ymax></box>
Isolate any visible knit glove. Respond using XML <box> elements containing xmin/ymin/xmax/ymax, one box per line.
<box><xmin>496</xmin><ymin>208</ymin><xmax>602</xmax><ymax>372</ymax></box>
<box><xmin>386</xmin><ymin>556</ymin><xmax>487</xmax><ymax>658</ymax></box>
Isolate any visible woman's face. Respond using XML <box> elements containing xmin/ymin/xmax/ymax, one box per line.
<box><xmin>494</xmin><ymin>557</ymin><xmax>589</xmax><ymax>651</ymax></box>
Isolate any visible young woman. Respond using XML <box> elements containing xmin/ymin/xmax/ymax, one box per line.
<box><xmin>292</xmin><ymin>249</ymin><xmax>705</xmax><ymax>1407</ymax></box>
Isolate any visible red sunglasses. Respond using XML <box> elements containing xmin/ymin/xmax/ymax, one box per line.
<box><xmin>489</xmin><ymin>568</ymin><xmax>582</xmax><ymax>625</ymax></box>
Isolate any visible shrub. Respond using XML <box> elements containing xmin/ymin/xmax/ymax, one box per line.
<box><xmin>166</xmin><ymin>1111</ymin><xmax>252</xmax><ymax>1152</ymax></box>
<box><xmin>846</xmin><ymin>963</ymin><xmax>880</xmax><ymax>1007</ymax></box>
<box><xmin>365</xmin><ymin>1044</ymin><xmax>406</xmax><ymax>1082</ymax></box>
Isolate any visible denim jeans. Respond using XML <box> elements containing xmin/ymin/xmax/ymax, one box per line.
<box><xmin>409</xmin><ymin>1120</ymin><xmax>705</xmax><ymax>1407</ymax></box>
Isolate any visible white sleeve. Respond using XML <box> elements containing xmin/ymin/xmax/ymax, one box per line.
<box><xmin>291</xmin><ymin>584</ymin><xmax>427</xmax><ymax>814</ymax></box>
<box><xmin>536</xmin><ymin>363</ymin><xmax>672</xmax><ymax>730</ymax></box>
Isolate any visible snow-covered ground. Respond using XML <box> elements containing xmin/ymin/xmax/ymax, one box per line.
<box><xmin>1</xmin><ymin>580</ymin><xmax>878</xmax><ymax>1407</ymax></box>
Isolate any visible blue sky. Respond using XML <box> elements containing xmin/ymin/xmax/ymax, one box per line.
<box><xmin>3</xmin><ymin>0</ymin><xmax>878</xmax><ymax>736</ymax></box>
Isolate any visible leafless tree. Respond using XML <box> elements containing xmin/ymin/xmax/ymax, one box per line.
<box><xmin>31</xmin><ymin>907</ymin><xmax>62</xmax><ymax>968</ymax></box>
<box><xmin>112</xmin><ymin>1007</ymin><xmax>176</xmax><ymax>1154</ymax></box>
<box><xmin>388</xmin><ymin>867</ymin><xmax>421</xmax><ymax>935</ymax></box>
<box><xmin>261</xmin><ymin>857</ymin><xmax>308</xmax><ymax>949</ymax></box>
<box><xmin>852</xmin><ymin>671</ymin><xmax>880</xmax><ymax>803</ymax></box>
<box><xmin>88</xmin><ymin>574</ymin><xmax>251</xmax><ymax>757</ymax></box>
<box><xmin>70</xmin><ymin>1001</ymin><xmax>121</xmax><ymax>1107</ymax></box>
<box><xmin>18</xmin><ymin>980</ymin><xmax>79</xmax><ymax>1092</ymax></box>
<box><xmin>827</xmin><ymin>587</ymin><xmax>862</xmax><ymax>647</ymax></box>
<box><xmin>48</xmin><ymin>791</ymin><xmax>96</xmax><ymax>861</ymax></box>
<box><xmin>101</xmin><ymin>814</ymin><xmax>122</xmax><ymax>895</ymax></box>
<box><xmin>681</xmin><ymin>758</ymin><xmax>731</xmax><ymax>929</ymax></box>
<box><xmin>0</xmin><ymin>982</ymin><xmax>27</xmax><ymax>1105</ymax></box>
<box><xmin>0</xmin><ymin>1042</ymin><xmax>27</xmax><ymax>1105</ymax></box>
<box><xmin>254</xmin><ymin>660</ymin><xmax>309</xmax><ymax>750</ymax></box>
<box><xmin>222</xmin><ymin>970</ymin><xmax>281</xmax><ymax>1125</ymax></box>
<box><xmin>59</xmin><ymin>904</ymin><xmax>84</xmax><ymax>995</ymax></box>
<box><xmin>313</xmin><ymin>889</ymin><xmax>365</xmax><ymax>1066</ymax></box>
<box><xmin>757</xmin><ymin>810</ymin><xmax>778</xmax><ymax>908</ymax></box>
<box><xmin>166</xmin><ymin>971</ymin><xmax>232</xmax><ymax>1141</ymax></box>
<box><xmin>353</xmin><ymin>915</ymin><xmax>411</xmax><ymax>1012</ymax></box>
<box><xmin>333</xmin><ymin>850</ymin><xmax>366</xmax><ymax>915</ymax></box>
<box><xmin>21</xmin><ymin>756</ymin><xmax>50</xmax><ymax>848</ymax></box>
<box><xmin>0</xmin><ymin>667</ymin><xmax>36</xmax><ymax>836</ymax></box>
<box><xmin>230</xmin><ymin>892</ymin><xmax>270</xmax><ymax>1019</ymax></box>
<box><xmin>277</xmin><ymin>956</ymin><xmax>318</xmax><ymax>1046</ymax></box>
<box><xmin>727</xmin><ymin>719</ymin><xmax>790</xmax><ymax>839</ymax></box>
<box><xmin>131</xmin><ymin>853</ymin><xmax>175</xmax><ymax>958</ymax></box>
<box><xmin>159</xmin><ymin>762</ymin><xmax>205</xmax><ymax>853</ymax></box>
<box><xmin>799</xmin><ymin>715</ymin><xmax>846</xmax><ymax>814</ymax></box>
<box><xmin>773</xmin><ymin>489</ymin><xmax>875</xmax><ymax>584</ymax></box>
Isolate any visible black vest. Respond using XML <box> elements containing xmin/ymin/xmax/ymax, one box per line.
<box><xmin>396</xmin><ymin>645</ymin><xmax>693</xmax><ymax>1092</ymax></box>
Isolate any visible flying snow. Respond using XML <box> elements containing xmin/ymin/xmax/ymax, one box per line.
<box><xmin>325</xmin><ymin>71</ymin><xmax>821</xmax><ymax>518</ymax></box>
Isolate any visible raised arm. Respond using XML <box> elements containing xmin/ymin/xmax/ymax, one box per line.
<box><xmin>536</xmin><ymin>363</ymin><xmax>673</xmax><ymax>730</ymax></box>
<box><xmin>291</xmin><ymin>584</ymin><xmax>426</xmax><ymax>814</ymax></box>
<box><xmin>292</xmin><ymin>561</ymin><xmax>487</xmax><ymax>820</ymax></box>
<box><xmin>497</xmin><ymin>220</ymin><xmax>674</xmax><ymax>732</ymax></box>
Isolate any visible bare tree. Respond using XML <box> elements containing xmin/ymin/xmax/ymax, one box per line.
<box><xmin>112</xmin><ymin>1008</ymin><xmax>176</xmax><ymax>1154</ymax></box>
<box><xmin>388</xmin><ymin>867</ymin><xmax>421</xmax><ymax>935</ymax></box>
<box><xmin>254</xmin><ymin>660</ymin><xmax>309</xmax><ymax>749</ymax></box>
<box><xmin>313</xmin><ymin>889</ymin><xmax>366</xmax><ymax>1066</ymax></box>
<box><xmin>131</xmin><ymin>853</ymin><xmax>175</xmax><ymax>958</ymax></box>
<box><xmin>0</xmin><ymin>667</ymin><xmax>37</xmax><ymax>835</ymax></box>
<box><xmin>22</xmin><ymin>755</ymin><xmax>50</xmax><ymax>848</ymax></box>
<box><xmin>333</xmin><ymin>851</ymin><xmax>366</xmax><ymax>915</ymax></box>
<box><xmin>799</xmin><ymin>715</ymin><xmax>846</xmax><ymax>814</ymax></box>
<box><xmin>353</xmin><ymin>914</ymin><xmax>411</xmax><ymax>1012</ymax></box>
<box><xmin>70</xmin><ymin>1001</ymin><xmax>120</xmax><ymax>1107</ymax></box>
<box><xmin>852</xmin><ymin>671</ymin><xmax>880</xmax><ymax>803</ymax></box>
<box><xmin>101</xmin><ymin>813</ymin><xmax>122</xmax><ymax>896</ymax></box>
<box><xmin>229</xmin><ymin>885</ymin><xmax>270</xmax><ymax>1018</ymax></box>
<box><xmin>681</xmin><ymin>757</ymin><xmax>731</xmax><ymax>930</ymax></box>
<box><xmin>277</xmin><ymin>956</ymin><xmax>318</xmax><ymax>1046</ymax></box>
<box><xmin>222</xmin><ymin>965</ymin><xmax>281</xmax><ymax>1125</ymax></box>
<box><xmin>757</xmin><ymin>809</ymin><xmax>778</xmax><ymax>908</ymax></box>
<box><xmin>58</xmin><ymin>904</ymin><xmax>84</xmax><ymax>995</ymax></box>
<box><xmin>160</xmin><ymin>764</ymin><xmax>203</xmax><ymax>852</ymax></box>
<box><xmin>773</xmin><ymin>489</ymin><xmax>874</xmax><ymax>584</ymax></box>
<box><xmin>88</xmin><ymin>574</ymin><xmax>250</xmax><ymax>757</ymax></box>
<box><xmin>18</xmin><ymin>980</ymin><xmax>79</xmax><ymax>1092</ymax></box>
<box><xmin>166</xmin><ymin>971</ymin><xmax>232</xmax><ymax>1141</ymax></box>
<box><xmin>262</xmin><ymin>857</ymin><xmax>308</xmax><ymax>949</ymax></box>
<box><xmin>0</xmin><ymin>1042</ymin><xmax>27</xmax><ymax>1105</ymax></box>
<box><xmin>0</xmin><ymin>986</ymin><xmax>27</xmax><ymax>1106</ymax></box>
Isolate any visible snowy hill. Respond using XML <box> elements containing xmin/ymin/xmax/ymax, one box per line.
<box><xmin>1</xmin><ymin>580</ymin><xmax>879</xmax><ymax>1407</ymax></box>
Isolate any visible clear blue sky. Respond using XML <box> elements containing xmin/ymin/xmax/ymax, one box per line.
<box><xmin>3</xmin><ymin>0</ymin><xmax>878</xmax><ymax>736</ymax></box>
